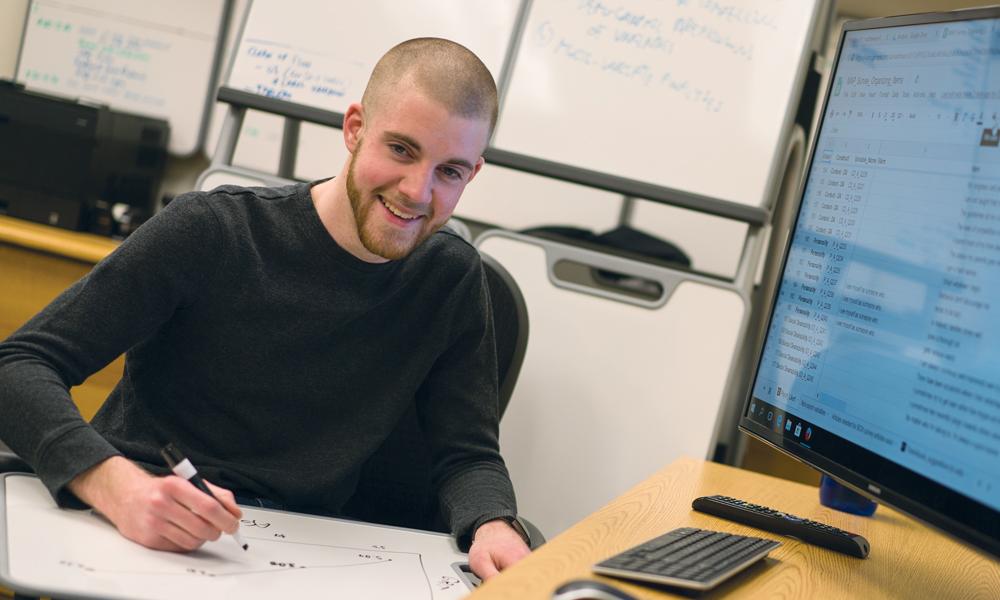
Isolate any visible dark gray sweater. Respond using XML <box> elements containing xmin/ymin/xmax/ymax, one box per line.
<box><xmin>0</xmin><ymin>181</ymin><xmax>516</xmax><ymax>543</ymax></box>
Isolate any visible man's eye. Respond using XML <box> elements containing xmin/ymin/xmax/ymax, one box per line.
<box><xmin>389</xmin><ymin>143</ymin><xmax>408</xmax><ymax>156</ymax></box>
<box><xmin>440</xmin><ymin>167</ymin><xmax>462</xmax><ymax>180</ymax></box>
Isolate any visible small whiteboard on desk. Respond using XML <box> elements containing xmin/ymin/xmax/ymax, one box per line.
<box><xmin>225</xmin><ymin>0</ymin><xmax>521</xmax><ymax>112</ymax></box>
<box><xmin>14</xmin><ymin>0</ymin><xmax>228</xmax><ymax>155</ymax></box>
<box><xmin>0</xmin><ymin>474</ymin><xmax>472</xmax><ymax>600</ymax></box>
<box><xmin>493</xmin><ymin>0</ymin><xmax>822</xmax><ymax>208</ymax></box>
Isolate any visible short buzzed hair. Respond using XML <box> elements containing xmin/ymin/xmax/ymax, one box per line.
<box><xmin>362</xmin><ymin>37</ymin><xmax>498</xmax><ymax>137</ymax></box>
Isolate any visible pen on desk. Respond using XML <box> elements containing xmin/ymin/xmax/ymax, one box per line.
<box><xmin>159</xmin><ymin>443</ymin><xmax>248</xmax><ymax>551</ymax></box>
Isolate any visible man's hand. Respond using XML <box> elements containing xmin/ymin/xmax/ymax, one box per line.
<box><xmin>468</xmin><ymin>518</ymin><xmax>531</xmax><ymax>581</ymax></box>
<box><xmin>68</xmin><ymin>455</ymin><xmax>242</xmax><ymax>552</ymax></box>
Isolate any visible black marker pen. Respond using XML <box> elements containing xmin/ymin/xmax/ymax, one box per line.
<box><xmin>160</xmin><ymin>443</ymin><xmax>248</xmax><ymax>551</ymax></box>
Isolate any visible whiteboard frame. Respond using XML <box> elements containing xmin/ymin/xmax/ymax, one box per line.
<box><xmin>14</xmin><ymin>0</ymin><xmax>235</xmax><ymax>157</ymax></box>
<box><xmin>221</xmin><ymin>0</ymin><xmax>255</xmax><ymax>88</ymax></box>
<box><xmin>491</xmin><ymin>0</ymin><xmax>532</xmax><ymax>147</ymax></box>
<box><xmin>212</xmin><ymin>85</ymin><xmax>771</xmax><ymax>226</ymax></box>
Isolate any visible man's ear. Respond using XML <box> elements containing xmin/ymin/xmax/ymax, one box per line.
<box><xmin>343</xmin><ymin>103</ymin><xmax>364</xmax><ymax>153</ymax></box>
<box><xmin>467</xmin><ymin>156</ymin><xmax>486</xmax><ymax>184</ymax></box>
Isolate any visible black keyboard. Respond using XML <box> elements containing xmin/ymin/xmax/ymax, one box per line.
<box><xmin>593</xmin><ymin>527</ymin><xmax>781</xmax><ymax>591</ymax></box>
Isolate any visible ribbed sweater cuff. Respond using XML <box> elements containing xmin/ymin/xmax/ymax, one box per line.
<box><xmin>35</xmin><ymin>424</ymin><xmax>121</xmax><ymax>509</ymax></box>
<box><xmin>459</xmin><ymin>509</ymin><xmax>519</xmax><ymax>552</ymax></box>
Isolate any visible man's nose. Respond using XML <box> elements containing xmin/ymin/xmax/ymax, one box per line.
<box><xmin>398</xmin><ymin>165</ymin><xmax>434</xmax><ymax>205</ymax></box>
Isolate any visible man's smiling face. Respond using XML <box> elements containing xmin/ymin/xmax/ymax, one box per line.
<box><xmin>343</xmin><ymin>87</ymin><xmax>488</xmax><ymax>261</ymax></box>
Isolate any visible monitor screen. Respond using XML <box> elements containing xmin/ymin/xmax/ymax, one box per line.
<box><xmin>740</xmin><ymin>7</ymin><xmax>1000</xmax><ymax>559</ymax></box>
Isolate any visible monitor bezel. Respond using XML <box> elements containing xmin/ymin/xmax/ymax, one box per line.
<box><xmin>739</xmin><ymin>5</ymin><xmax>1000</xmax><ymax>561</ymax></box>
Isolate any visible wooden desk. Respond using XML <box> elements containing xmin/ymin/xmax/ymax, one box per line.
<box><xmin>471</xmin><ymin>457</ymin><xmax>1000</xmax><ymax>599</ymax></box>
<box><xmin>0</xmin><ymin>215</ymin><xmax>122</xmax><ymax>420</ymax></box>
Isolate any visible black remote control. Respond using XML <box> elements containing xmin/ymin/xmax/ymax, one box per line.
<box><xmin>691</xmin><ymin>495</ymin><xmax>870</xmax><ymax>558</ymax></box>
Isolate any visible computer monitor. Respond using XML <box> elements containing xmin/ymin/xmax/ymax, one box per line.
<box><xmin>740</xmin><ymin>6</ymin><xmax>1000</xmax><ymax>560</ymax></box>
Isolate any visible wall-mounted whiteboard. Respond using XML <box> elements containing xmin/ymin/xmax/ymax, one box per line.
<box><xmin>0</xmin><ymin>474</ymin><xmax>473</xmax><ymax>600</ymax></box>
<box><xmin>225</xmin><ymin>0</ymin><xmax>522</xmax><ymax>113</ymax></box>
<box><xmin>493</xmin><ymin>0</ymin><xmax>822</xmax><ymax>208</ymax></box>
<box><xmin>15</xmin><ymin>0</ymin><xmax>228</xmax><ymax>155</ymax></box>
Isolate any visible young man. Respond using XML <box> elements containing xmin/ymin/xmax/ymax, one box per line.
<box><xmin>0</xmin><ymin>38</ymin><xmax>529</xmax><ymax>580</ymax></box>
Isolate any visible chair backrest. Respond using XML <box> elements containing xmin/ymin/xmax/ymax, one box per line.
<box><xmin>196</xmin><ymin>165</ymin><xmax>294</xmax><ymax>191</ymax></box>
<box><xmin>340</xmin><ymin>252</ymin><xmax>529</xmax><ymax>531</ymax></box>
<box><xmin>482</xmin><ymin>253</ymin><xmax>529</xmax><ymax>417</ymax></box>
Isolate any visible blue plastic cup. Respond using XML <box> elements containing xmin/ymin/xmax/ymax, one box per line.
<box><xmin>819</xmin><ymin>474</ymin><xmax>877</xmax><ymax>516</ymax></box>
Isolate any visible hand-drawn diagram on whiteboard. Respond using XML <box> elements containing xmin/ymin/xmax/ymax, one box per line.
<box><xmin>0</xmin><ymin>474</ymin><xmax>472</xmax><ymax>600</ymax></box>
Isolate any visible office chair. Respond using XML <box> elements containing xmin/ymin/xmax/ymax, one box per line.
<box><xmin>340</xmin><ymin>252</ymin><xmax>543</xmax><ymax>546</ymax></box>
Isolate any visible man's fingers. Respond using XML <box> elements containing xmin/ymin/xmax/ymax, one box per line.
<box><xmin>469</xmin><ymin>546</ymin><xmax>501</xmax><ymax>581</ymax></box>
<box><xmin>132</xmin><ymin>526</ymin><xmax>189</xmax><ymax>553</ymax></box>
<box><xmin>493</xmin><ymin>548</ymin><xmax>528</xmax><ymax>571</ymax></box>
<box><xmin>205</xmin><ymin>480</ymin><xmax>243</xmax><ymax>519</ymax></box>
<box><xmin>154</xmin><ymin>487</ymin><xmax>222</xmax><ymax>542</ymax></box>
<box><xmin>151</xmin><ymin>536</ymin><xmax>187</xmax><ymax>552</ymax></box>
<box><xmin>165</xmin><ymin>476</ymin><xmax>240</xmax><ymax>536</ymax></box>
<box><xmin>502</xmin><ymin>542</ymin><xmax>531</xmax><ymax>568</ymax></box>
<box><xmin>467</xmin><ymin>520</ymin><xmax>532</xmax><ymax>581</ymax></box>
<box><xmin>157</xmin><ymin>518</ymin><xmax>206</xmax><ymax>552</ymax></box>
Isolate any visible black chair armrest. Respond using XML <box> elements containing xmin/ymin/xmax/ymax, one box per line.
<box><xmin>517</xmin><ymin>516</ymin><xmax>545</xmax><ymax>550</ymax></box>
<box><xmin>0</xmin><ymin>440</ymin><xmax>33</xmax><ymax>473</ymax></box>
